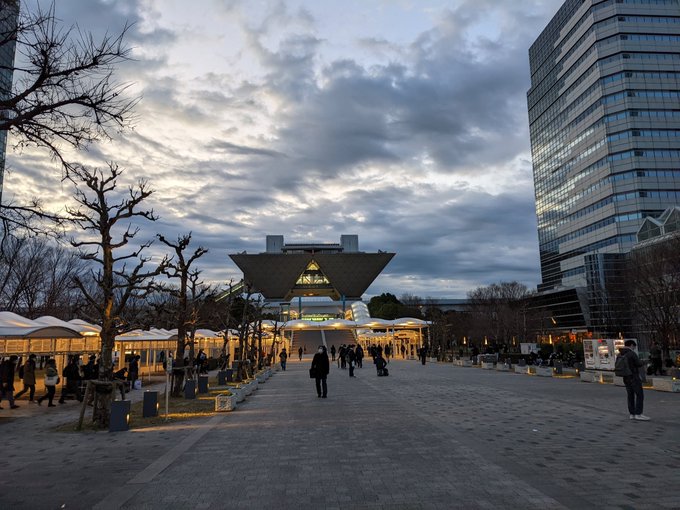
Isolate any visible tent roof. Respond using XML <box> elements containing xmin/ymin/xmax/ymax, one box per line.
<box><xmin>116</xmin><ymin>329</ymin><xmax>178</xmax><ymax>341</ymax></box>
<box><xmin>0</xmin><ymin>312</ymin><xmax>82</xmax><ymax>339</ymax></box>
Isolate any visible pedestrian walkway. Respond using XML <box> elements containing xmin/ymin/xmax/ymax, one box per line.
<box><xmin>2</xmin><ymin>358</ymin><xmax>680</xmax><ymax>509</ymax></box>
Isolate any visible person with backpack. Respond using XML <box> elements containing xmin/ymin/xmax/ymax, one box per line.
<box><xmin>615</xmin><ymin>340</ymin><xmax>650</xmax><ymax>421</ymax></box>
<box><xmin>15</xmin><ymin>354</ymin><xmax>37</xmax><ymax>402</ymax></box>
<box><xmin>346</xmin><ymin>345</ymin><xmax>357</xmax><ymax>378</ymax></box>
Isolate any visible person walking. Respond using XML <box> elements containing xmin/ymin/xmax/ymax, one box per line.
<box><xmin>384</xmin><ymin>344</ymin><xmax>391</xmax><ymax>363</ymax></box>
<box><xmin>37</xmin><ymin>359</ymin><xmax>59</xmax><ymax>407</ymax></box>
<box><xmin>420</xmin><ymin>345</ymin><xmax>428</xmax><ymax>365</ymax></box>
<box><xmin>400</xmin><ymin>344</ymin><xmax>406</xmax><ymax>358</ymax></box>
<box><xmin>311</xmin><ymin>346</ymin><xmax>329</xmax><ymax>398</ymax></box>
<box><xmin>279</xmin><ymin>348</ymin><xmax>288</xmax><ymax>371</ymax></box>
<box><xmin>330</xmin><ymin>345</ymin><xmax>336</xmax><ymax>361</ymax></box>
<box><xmin>0</xmin><ymin>355</ymin><xmax>20</xmax><ymax>409</ymax></box>
<box><xmin>649</xmin><ymin>342</ymin><xmax>663</xmax><ymax>376</ymax></box>
<box><xmin>59</xmin><ymin>356</ymin><xmax>83</xmax><ymax>404</ymax></box>
<box><xmin>15</xmin><ymin>354</ymin><xmax>37</xmax><ymax>402</ymax></box>
<box><xmin>355</xmin><ymin>344</ymin><xmax>364</xmax><ymax>368</ymax></box>
<box><xmin>616</xmin><ymin>340</ymin><xmax>650</xmax><ymax>421</ymax></box>
<box><xmin>339</xmin><ymin>345</ymin><xmax>347</xmax><ymax>369</ymax></box>
<box><xmin>347</xmin><ymin>345</ymin><xmax>357</xmax><ymax>378</ymax></box>
<box><xmin>82</xmin><ymin>355</ymin><xmax>97</xmax><ymax>381</ymax></box>
<box><xmin>128</xmin><ymin>355</ymin><xmax>140</xmax><ymax>389</ymax></box>
<box><xmin>298</xmin><ymin>346</ymin><xmax>303</xmax><ymax>361</ymax></box>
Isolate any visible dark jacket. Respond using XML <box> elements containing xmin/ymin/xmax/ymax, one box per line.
<box><xmin>63</xmin><ymin>362</ymin><xmax>81</xmax><ymax>382</ymax></box>
<box><xmin>0</xmin><ymin>360</ymin><xmax>16</xmax><ymax>391</ymax></box>
<box><xmin>619</xmin><ymin>347</ymin><xmax>644</xmax><ymax>378</ymax></box>
<box><xmin>375</xmin><ymin>356</ymin><xmax>387</xmax><ymax>370</ymax></box>
<box><xmin>311</xmin><ymin>352</ymin><xmax>330</xmax><ymax>377</ymax></box>
<box><xmin>23</xmin><ymin>358</ymin><xmax>37</xmax><ymax>385</ymax></box>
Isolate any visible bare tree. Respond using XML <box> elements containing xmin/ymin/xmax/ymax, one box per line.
<box><xmin>1</xmin><ymin>0</ymin><xmax>138</xmax><ymax>240</ymax></box>
<box><xmin>157</xmin><ymin>232</ymin><xmax>208</xmax><ymax>396</ymax></box>
<box><xmin>468</xmin><ymin>281</ymin><xmax>531</xmax><ymax>349</ymax></box>
<box><xmin>65</xmin><ymin>162</ymin><xmax>163</xmax><ymax>428</ymax></box>
<box><xmin>627</xmin><ymin>234</ymin><xmax>680</xmax><ymax>356</ymax></box>
<box><xmin>0</xmin><ymin>234</ymin><xmax>84</xmax><ymax>315</ymax></box>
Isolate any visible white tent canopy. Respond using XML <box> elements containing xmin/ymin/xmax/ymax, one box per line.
<box><xmin>0</xmin><ymin>311</ymin><xmax>82</xmax><ymax>339</ymax></box>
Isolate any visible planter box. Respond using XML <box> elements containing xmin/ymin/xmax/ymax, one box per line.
<box><xmin>653</xmin><ymin>378</ymin><xmax>680</xmax><ymax>392</ymax></box>
<box><xmin>215</xmin><ymin>393</ymin><xmax>236</xmax><ymax>412</ymax></box>
<box><xmin>580</xmin><ymin>371</ymin><xmax>600</xmax><ymax>383</ymax></box>
<box><xmin>514</xmin><ymin>365</ymin><xmax>530</xmax><ymax>375</ymax></box>
<box><xmin>535</xmin><ymin>366</ymin><xmax>553</xmax><ymax>377</ymax></box>
<box><xmin>481</xmin><ymin>362</ymin><xmax>495</xmax><ymax>370</ymax></box>
<box><xmin>244</xmin><ymin>382</ymin><xmax>254</xmax><ymax>396</ymax></box>
<box><xmin>229</xmin><ymin>387</ymin><xmax>245</xmax><ymax>402</ymax></box>
<box><xmin>495</xmin><ymin>364</ymin><xmax>510</xmax><ymax>372</ymax></box>
<box><xmin>256</xmin><ymin>373</ymin><xmax>266</xmax><ymax>384</ymax></box>
<box><xmin>613</xmin><ymin>376</ymin><xmax>626</xmax><ymax>387</ymax></box>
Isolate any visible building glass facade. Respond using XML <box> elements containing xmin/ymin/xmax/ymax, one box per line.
<box><xmin>528</xmin><ymin>0</ymin><xmax>680</xmax><ymax>298</ymax></box>
<box><xmin>0</xmin><ymin>0</ymin><xmax>19</xmax><ymax>201</ymax></box>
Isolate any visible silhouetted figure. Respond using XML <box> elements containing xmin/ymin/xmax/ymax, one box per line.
<box><xmin>311</xmin><ymin>346</ymin><xmax>329</xmax><ymax>398</ymax></box>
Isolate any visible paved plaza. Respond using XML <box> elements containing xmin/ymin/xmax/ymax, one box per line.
<box><xmin>1</xmin><ymin>358</ymin><xmax>680</xmax><ymax>510</ymax></box>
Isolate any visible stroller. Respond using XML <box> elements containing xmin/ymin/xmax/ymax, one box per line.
<box><xmin>375</xmin><ymin>356</ymin><xmax>389</xmax><ymax>377</ymax></box>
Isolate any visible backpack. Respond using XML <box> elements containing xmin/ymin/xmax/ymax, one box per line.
<box><xmin>614</xmin><ymin>353</ymin><xmax>633</xmax><ymax>377</ymax></box>
<box><xmin>18</xmin><ymin>364</ymin><xmax>24</xmax><ymax>379</ymax></box>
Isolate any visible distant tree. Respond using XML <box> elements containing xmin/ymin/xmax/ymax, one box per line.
<box><xmin>65</xmin><ymin>162</ymin><xmax>164</xmax><ymax>428</ymax></box>
<box><xmin>468</xmin><ymin>281</ymin><xmax>531</xmax><ymax>348</ymax></box>
<box><xmin>0</xmin><ymin>235</ymin><xmax>84</xmax><ymax>315</ymax></box>
<box><xmin>368</xmin><ymin>293</ymin><xmax>399</xmax><ymax>316</ymax></box>
<box><xmin>627</xmin><ymin>234</ymin><xmax>680</xmax><ymax>355</ymax></box>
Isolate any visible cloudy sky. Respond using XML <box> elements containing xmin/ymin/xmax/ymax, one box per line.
<box><xmin>6</xmin><ymin>0</ymin><xmax>565</xmax><ymax>298</ymax></box>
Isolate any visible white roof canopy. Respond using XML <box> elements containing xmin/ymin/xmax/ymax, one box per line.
<box><xmin>0</xmin><ymin>312</ymin><xmax>82</xmax><ymax>339</ymax></box>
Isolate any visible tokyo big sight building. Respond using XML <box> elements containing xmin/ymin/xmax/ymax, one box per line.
<box><xmin>527</xmin><ymin>0</ymin><xmax>680</xmax><ymax>333</ymax></box>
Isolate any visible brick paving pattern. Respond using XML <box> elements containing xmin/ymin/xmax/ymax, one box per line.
<box><xmin>2</xmin><ymin>359</ymin><xmax>679</xmax><ymax>509</ymax></box>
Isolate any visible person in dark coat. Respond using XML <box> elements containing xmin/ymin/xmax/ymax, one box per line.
<box><xmin>59</xmin><ymin>356</ymin><xmax>83</xmax><ymax>403</ymax></box>
<box><xmin>279</xmin><ymin>348</ymin><xmax>288</xmax><ymax>371</ymax></box>
<box><xmin>375</xmin><ymin>354</ymin><xmax>387</xmax><ymax>376</ymax></box>
<box><xmin>311</xmin><ymin>346</ymin><xmax>329</xmax><ymax>398</ymax></box>
<box><xmin>298</xmin><ymin>346</ymin><xmax>303</xmax><ymax>361</ymax></box>
<box><xmin>128</xmin><ymin>355</ymin><xmax>140</xmax><ymax>389</ymax></box>
<box><xmin>330</xmin><ymin>345</ymin><xmax>336</xmax><ymax>361</ymax></box>
<box><xmin>15</xmin><ymin>353</ymin><xmax>37</xmax><ymax>401</ymax></box>
<box><xmin>0</xmin><ymin>355</ymin><xmax>20</xmax><ymax>409</ymax></box>
<box><xmin>338</xmin><ymin>345</ymin><xmax>346</xmax><ymax>369</ymax></box>
<box><xmin>420</xmin><ymin>345</ymin><xmax>428</xmax><ymax>365</ymax></box>
<box><xmin>346</xmin><ymin>346</ymin><xmax>357</xmax><ymax>378</ymax></box>
<box><xmin>619</xmin><ymin>340</ymin><xmax>650</xmax><ymax>421</ymax></box>
<box><xmin>355</xmin><ymin>344</ymin><xmax>364</xmax><ymax>368</ymax></box>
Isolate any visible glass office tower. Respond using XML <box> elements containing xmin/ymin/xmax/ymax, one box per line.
<box><xmin>0</xmin><ymin>0</ymin><xmax>19</xmax><ymax>202</ymax></box>
<box><xmin>528</xmin><ymin>0</ymin><xmax>680</xmax><ymax>302</ymax></box>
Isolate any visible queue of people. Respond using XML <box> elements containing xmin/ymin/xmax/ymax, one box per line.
<box><xmin>0</xmin><ymin>352</ymin><xmax>148</xmax><ymax>412</ymax></box>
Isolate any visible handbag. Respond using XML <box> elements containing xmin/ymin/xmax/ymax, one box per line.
<box><xmin>309</xmin><ymin>368</ymin><xmax>316</xmax><ymax>379</ymax></box>
<box><xmin>45</xmin><ymin>375</ymin><xmax>60</xmax><ymax>386</ymax></box>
